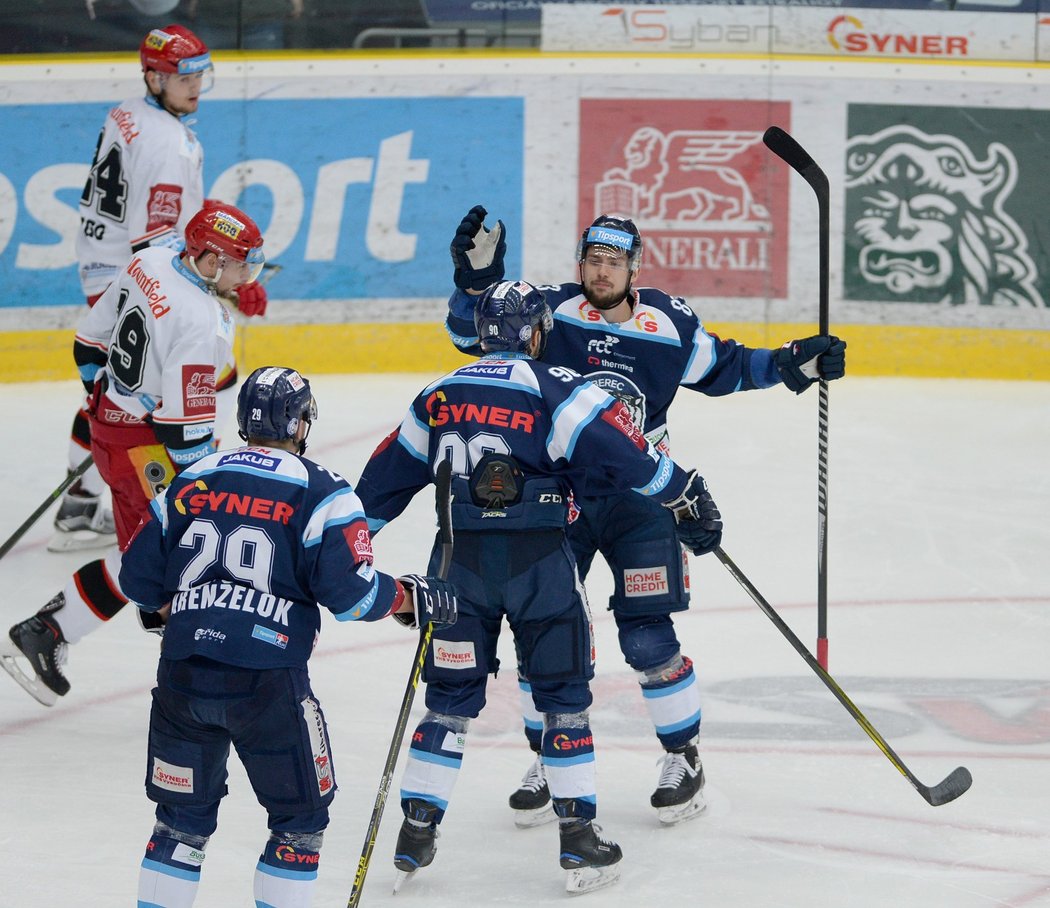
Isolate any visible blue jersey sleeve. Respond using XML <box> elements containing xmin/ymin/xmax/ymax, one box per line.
<box><xmin>536</xmin><ymin>367</ymin><xmax>690</xmax><ymax>503</ymax></box>
<box><xmin>355</xmin><ymin>404</ymin><xmax>435</xmax><ymax>532</ymax></box>
<box><xmin>445</xmin><ymin>289</ymin><xmax>483</xmax><ymax>356</ymax></box>
<box><xmin>680</xmin><ymin>319</ymin><xmax>781</xmax><ymax>396</ymax></box>
<box><xmin>119</xmin><ymin>499</ymin><xmax>169</xmax><ymax>612</ymax></box>
<box><xmin>298</xmin><ymin>475</ymin><xmax>403</xmax><ymax>623</ymax></box>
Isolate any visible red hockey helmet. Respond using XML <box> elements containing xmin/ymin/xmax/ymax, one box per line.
<box><xmin>185</xmin><ymin>203</ymin><xmax>265</xmax><ymax>283</ymax></box>
<box><xmin>140</xmin><ymin>25</ymin><xmax>212</xmax><ymax>79</ymax></box>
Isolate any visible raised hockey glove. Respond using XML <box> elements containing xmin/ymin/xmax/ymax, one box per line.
<box><xmin>235</xmin><ymin>281</ymin><xmax>268</xmax><ymax>317</ymax></box>
<box><xmin>663</xmin><ymin>470</ymin><xmax>723</xmax><ymax>556</ymax></box>
<box><xmin>451</xmin><ymin>204</ymin><xmax>506</xmax><ymax>291</ymax></box>
<box><xmin>395</xmin><ymin>574</ymin><xmax>458</xmax><ymax>630</ymax></box>
<box><xmin>774</xmin><ymin>335</ymin><xmax>847</xmax><ymax>394</ymax></box>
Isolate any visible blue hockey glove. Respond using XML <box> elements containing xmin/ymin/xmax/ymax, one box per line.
<box><xmin>395</xmin><ymin>574</ymin><xmax>458</xmax><ymax>630</ymax></box>
<box><xmin>775</xmin><ymin>335</ymin><xmax>847</xmax><ymax>394</ymax></box>
<box><xmin>663</xmin><ymin>471</ymin><xmax>723</xmax><ymax>556</ymax></box>
<box><xmin>451</xmin><ymin>205</ymin><xmax>506</xmax><ymax>291</ymax></box>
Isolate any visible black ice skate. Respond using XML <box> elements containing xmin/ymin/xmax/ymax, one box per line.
<box><xmin>48</xmin><ymin>487</ymin><xmax>116</xmax><ymax>554</ymax></box>
<box><xmin>0</xmin><ymin>594</ymin><xmax>70</xmax><ymax>706</ymax></box>
<box><xmin>508</xmin><ymin>754</ymin><xmax>556</xmax><ymax>828</ymax></box>
<box><xmin>650</xmin><ymin>739</ymin><xmax>707</xmax><ymax>825</ymax></box>
<box><xmin>559</xmin><ymin>819</ymin><xmax>623</xmax><ymax>895</ymax></box>
<box><xmin>392</xmin><ymin>799</ymin><xmax>439</xmax><ymax>893</ymax></box>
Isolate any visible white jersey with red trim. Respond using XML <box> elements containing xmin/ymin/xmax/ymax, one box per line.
<box><xmin>76</xmin><ymin>95</ymin><xmax>204</xmax><ymax>297</ymax></box>
<box><xmin>76</xmin><ymin>246</ymin><xmax>234</xmax><ymax>465</ymax></box>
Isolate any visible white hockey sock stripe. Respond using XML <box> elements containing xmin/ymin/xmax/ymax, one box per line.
<box><xmin>254</xmin><ymin>860</ymin><xmax>318</xmax><ymax>908</ymax></box>
<box><xmin>137</xmin><ymin>858</ymin><xmax>200</xmax><ymax>908</ymax></box>
<box><xmin>640</xmin><ymin>665</ymin><xmax>701</xmax><ymax>744</ymax></box>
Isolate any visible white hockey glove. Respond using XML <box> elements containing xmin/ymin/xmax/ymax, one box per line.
<box><xmin>394</xmin><ymin>574</ymin><xmax>458</xmax><ymax>630</ymax></box>
<box><xmin>451</xmin><ymin>205</ymin><xmax>506</xmax><ymax>291</ymax></box>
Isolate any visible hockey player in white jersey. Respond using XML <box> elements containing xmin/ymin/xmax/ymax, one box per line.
<box><xmin>52</xmin><ymin>24</ymin><xmax>268</xmax><ymax>553</ymax></box>
<box><xmin>1</xmin><ymin>202</ymin><xmax>264</xmax><ymax>707</ymax></box>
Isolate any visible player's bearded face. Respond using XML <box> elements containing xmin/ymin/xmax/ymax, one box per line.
<box><xmin>581</xmin><ymin>250</ymin><xmax>631</xmax><ymax>309</ymax></box>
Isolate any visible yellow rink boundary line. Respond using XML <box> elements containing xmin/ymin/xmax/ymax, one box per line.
<box><xmin>2</xmin><ymin>322</ymin><xmax>1048</xmax><ymax>383</ymax></box>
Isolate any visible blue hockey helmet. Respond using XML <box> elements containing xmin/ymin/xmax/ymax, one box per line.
<box><xmin>237</xmin><ymin>366</ymin><xmax>317</xmax><ymax>453</ymax></box>
<box><xmin>474</xmin><ymin>280</ymin><xmax>553</xmax><ymax>359</ymax></box>
<box><xmin>576</xmin><ymin>214</ymin><xmax>643</xmax><ymax>273</ymax></box>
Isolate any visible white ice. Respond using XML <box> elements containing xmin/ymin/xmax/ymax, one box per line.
<box><xmin>1</xmin><ymin>375</ymin><xmax>1048</xmax><ymax>907</ymax></box>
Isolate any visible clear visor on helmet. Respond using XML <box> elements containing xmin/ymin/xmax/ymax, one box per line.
<box><xmin>176</xmin><ymin>53</ymin><xmax>215</xmax><ymax>92</ymax></box>
<box><xmin>219</xmin><ymin>247</ymin><xmax>265</xmax><ymax>285</ymax></box>
<box><xmin>582</xmin><ymin>245</ymin><xmax>630</xmax><ymax>270</ymax></box>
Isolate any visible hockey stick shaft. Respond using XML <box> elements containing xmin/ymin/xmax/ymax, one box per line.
<box><xmin>713</xmin><ymin>546</ymin><xmax>972</xmax><ymax>806</ymax></box>
<box><xmin>762</xmin><ymin>126</ymin><xmax>832</xmax><ymax>669</ymax></box>
<box><xmin>0</xmin><ymin>453</ymin><xmax>95</xmax><ymax>562</ymax></box>
<box><xmin>347</xmin><ymin>459</ymin><xmax>454</xmax><ymax>908</ymax></box>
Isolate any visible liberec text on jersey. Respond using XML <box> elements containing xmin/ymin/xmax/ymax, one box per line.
<box><xmin>169</xmin><ymin>580</ymin><xmax>295</xmax><ymax>625</ymax></box>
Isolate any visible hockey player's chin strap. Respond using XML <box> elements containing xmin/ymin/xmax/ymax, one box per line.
<box><xmin>186</xmin><ymin>254</ymin><xmax>225</xmax><ymax>291</ymax></box>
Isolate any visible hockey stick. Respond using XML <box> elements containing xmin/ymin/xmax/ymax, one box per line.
<box><xmin>346</xmin><ymin>458</ymin><xmax>454</xmax><ymax>908</ymax></box>
<box><xmin>762</xmin><ymin>126</ymin><xmax>832</xmax><ymax>670</ymax></box>
<box><xmin>714</xmin><ymin>546</ymin><xmax>972</xmax><ymax>806</ymax></box>
<box><xmin>0</xmin><ymin>453</ymin><xmax>95</xmax><ymax>562</ymax></box>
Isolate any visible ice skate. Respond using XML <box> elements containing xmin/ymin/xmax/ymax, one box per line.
<box><xmin>48</xmin><ymin>489</ymin><xmax>117</xmax><ymax>553</ymax></box>
<box><xmin>508</xmin><ymin>753</ymin><xmax>557</xmax><ymax>827</ymax></box>
<box><xmin>392</xmin><ymin>800</ymin><xmax>439</xmax><ymax>893</ymax></box>
<box><xmin>651</xmin><ymin>739</ymin><xmax>707</xmax><ymax>825</ymax></box>
<box><xmin>559</xmin><ymin>820</ymin><xmax>622</xmax><ymax>895</ymax></box>
<box><xmin>0</xmin><ymin>595</ymin><xmax>69</xmax><ymax>706</ymax></box>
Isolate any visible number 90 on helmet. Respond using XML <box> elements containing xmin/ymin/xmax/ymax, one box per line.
<box><xmin>474</xmin><ymin>280</ymin><xmax>553</xmax><ymax>359</ymax></box>
<box><xmin>184</xmin><ymin>203</ymin><xmax>266</xmax><ymax>284</ymax></box>
<box><xmin>237</xmin><ymin>366</ymin><xmax>317</xmax><ymax>453</ymax></box>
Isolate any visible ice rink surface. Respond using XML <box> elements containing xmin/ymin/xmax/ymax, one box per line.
<box><xmin>0</xmin><ymin>374</ymin><xmax>1048</xmax><ymax>907</ymax></box>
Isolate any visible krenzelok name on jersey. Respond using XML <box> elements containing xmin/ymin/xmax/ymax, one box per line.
<box><xmin>170</xmin><ymin>580</ymin><xmax>294</xmax><ymax>626</ymax></box>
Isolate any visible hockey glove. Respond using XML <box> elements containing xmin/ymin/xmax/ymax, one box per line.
<box><xmin>395</xmin><ymin>574</ymin><xmax>458</xmax><ymax>630</ymax></box>
<box><xmin>663</xmin><ymin>471</ymin><xmax>723</xmax><ymax>556</ymax></box>
<box><xmin>451</xmin><ymin>204</ymin><xmax>506</xmax><ymax>291</ymax></box>
<box><xmin>774</xmin><ymin>335</ymin><xmax>847</xmax><ymax>394</ymax></box>
<box><xmin>136</xmin><ymin>607</ymin><xmax>166</xmax><ymax>638</ymax></box>
<box><xmin>235</xmin><ymin>281</ymin><xmax>268</xmax><ymax>318</ymax></box>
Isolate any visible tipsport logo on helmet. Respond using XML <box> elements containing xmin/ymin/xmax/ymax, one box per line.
<box><xmin>585</xmin><ymin>226</ymin><xmax>634</xmax><ymax>252</ymax></box>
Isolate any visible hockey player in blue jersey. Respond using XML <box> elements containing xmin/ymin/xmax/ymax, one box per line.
<box><xmin>354</xmin><ymin>280</ymin><xmax>724</xmax><ymax>895</ymax></box>
<box><xmin>446</xmin><ymin>206</ymin><xmax>847</xmax><ymax>826</ymax></box>
<box><xmin>119</xmin><ymin>366</ymin><xmax>457</xmax><ymax>908</ymax></box>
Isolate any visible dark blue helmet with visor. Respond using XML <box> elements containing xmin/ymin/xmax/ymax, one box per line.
<box><xmin>576</xmin><ymin>215</ymin><xmax>642</xmax><ymax>273</ymax></box>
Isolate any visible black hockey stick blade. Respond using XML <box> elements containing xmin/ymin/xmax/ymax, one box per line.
<box><xmin>763</xmin><ymin>126</ymin><xmax>829</xmax><ymax>196</ymax></box>
<box><xmin>921</xmin><ymin>766</ymin><xmax>973</xmax><ymax>807</ymax></box>
<box><xmin>714</xmin><ymin>546</ymin><xmax>972</xmax><ymax>807</ymax></box>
